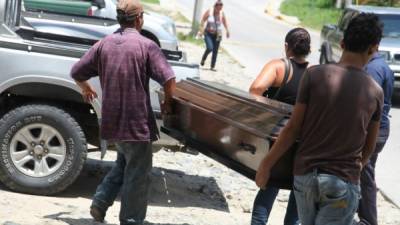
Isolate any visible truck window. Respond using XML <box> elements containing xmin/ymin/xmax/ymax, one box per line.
<box><xmin>378</xmin><ymin>14</ymin><xmax>400</xmax><ymax>38</ymax></box>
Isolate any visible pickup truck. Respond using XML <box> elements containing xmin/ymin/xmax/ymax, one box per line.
<box><xmin>320</xmin><ymin>5</ymin><xmax>400</xmax><ymax>94</ymax></box>
<box><xmin>0</xmin><ymin>0</ymin><xmax>198</xmax><ymax>195</ymax></box>
<box><xmin>22</xmin><ymin>0</ymin><xmax>179</xmax><ymax>51</ymax></box>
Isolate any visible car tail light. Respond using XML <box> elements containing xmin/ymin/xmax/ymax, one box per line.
<box><xmin>87</xmin><ymin>7</ymin><xmax>93</xmax><ymax>16</ymax></box>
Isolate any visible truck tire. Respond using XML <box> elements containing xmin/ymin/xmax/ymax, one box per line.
<box><xmin>0</xmin><ymin>105</ymin><xmax>87</xmax><ymax>195</ymax></box>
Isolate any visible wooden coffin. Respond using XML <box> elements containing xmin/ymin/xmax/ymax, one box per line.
<box><xmin>159</xmin><ymin>78</ymin><xmax>296</xmax><ymax>189</ymax></box>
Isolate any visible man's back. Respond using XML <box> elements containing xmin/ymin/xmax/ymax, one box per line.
<box><xmin>294</xmin><ymin>64</ymin><xmax>383</xmax><ymax>183</ymax></box>
<box><xmin>71</xmin><ymin>28</ymin><xmax>174</xmax><ymax>141</ymax></box>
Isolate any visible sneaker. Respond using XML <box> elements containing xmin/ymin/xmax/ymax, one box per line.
<box><xmin>200</xmin><ymin>60</ymin><xmax>205</xmax><ymax>66</ymax></box>
<box><xmin>210</xmin><ymin>67</ymin><xmax>217</xmax><ymax>72</ymax></box>
<box><xmin>90</xmin><ymin>205</ymin><xmax>105</xmax><ymax>222</ymax></box>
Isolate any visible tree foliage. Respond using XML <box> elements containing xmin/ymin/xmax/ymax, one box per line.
<box><xmin>315</xmin><ymin>0</ymin><xmax>400</xmax><ymax>8</ymax></box>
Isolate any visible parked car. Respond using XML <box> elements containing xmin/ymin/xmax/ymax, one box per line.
<box><xmin>23</xmin><ymin>0</ymin><xmax>179</xmax><ymax>51</ymax></box>
<box><xmin>0</xmin><ymin>0</ymin><xmax>197</xmax><ymax>195</ymax></box>
<box><xmin>320</xmin><ymin>5</ymin><xmax>400</xmax><ymax>93</ymax></box>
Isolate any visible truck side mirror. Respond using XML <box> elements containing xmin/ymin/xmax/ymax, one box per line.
<box><xmin>327</xmin><ymin>24</ymin><xmax>338</xmax><ymax>30</ymax></box>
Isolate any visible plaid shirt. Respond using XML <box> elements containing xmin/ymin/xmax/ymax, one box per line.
<box><xmin>71</xmin><ymin>28</ymin><xmax>175</xmax><ymax>141</ymax></box>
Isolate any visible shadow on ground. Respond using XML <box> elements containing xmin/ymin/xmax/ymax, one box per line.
<box><xmin>44</xmin><ymin>212</ymin><xmax>191</xmax><ymax>225</ymax></box>
<box><xmin>0</xmin><ymin>158</ymin><xmax>229</xmax><ymax>213</ymax></box>
<box><xmin>59</xmin><ymin>158</ymin><xmax>229</xmax><ymax>212</ymax></box>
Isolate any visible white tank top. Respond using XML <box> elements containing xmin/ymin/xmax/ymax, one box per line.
<box><xmin>206</xmin><ymin>8</ymin><xmax>223</xmax><ymax>35</ymax></box>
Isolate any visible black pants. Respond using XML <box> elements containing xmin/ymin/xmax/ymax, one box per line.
<box><xmin>358</xmin><ymin>140</ymin><xmax>386</xmax><ymax>225</ymax></box>
<box><xmin>201</xmin><ymin>32</ymin><xmax>221</xmax><ymax>69</ymax></box>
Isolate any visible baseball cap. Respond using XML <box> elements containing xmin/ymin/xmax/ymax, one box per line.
<box><xmin>117</xmin><ymin>0</ymin><xmax>143</xmax><ymax>17</ymax></box>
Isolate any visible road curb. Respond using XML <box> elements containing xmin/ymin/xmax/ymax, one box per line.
<box><xmin>380</xmin><ymin>189</ymin><xmax>400</xmax><ymax>209</ymax></box>
<box><xmin>264</xmin><ymin>1</ymin><xmax>300</xmax><ymax>25</ymax></box>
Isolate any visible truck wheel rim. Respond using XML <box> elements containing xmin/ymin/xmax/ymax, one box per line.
<box><xmin>10</xmin><ymin>123</ymin><xmax>67</xmax><ymax>178</ymax></box>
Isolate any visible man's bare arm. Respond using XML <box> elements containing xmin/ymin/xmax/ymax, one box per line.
<box><xmin>74</xmin><ymin>80</ymin><xmax>98</xmax><ymax>103</ymax></box>
<box><xmin>161</xmin><ymin>78</ymin><xmax>176</xmax><ymax>114</ymax></box>
<box><xmin>361</xmin><ymin>121</ymin><xmax>380</xmax><ymax>167</ymax></box>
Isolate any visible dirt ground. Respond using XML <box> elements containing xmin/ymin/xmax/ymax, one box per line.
<box><xmin>1</xmin><ymin>41</ymin><xmax>400</xmax><ymax>225</ymax></box>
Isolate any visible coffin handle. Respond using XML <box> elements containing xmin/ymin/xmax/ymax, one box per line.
<box><xmin>238</xmin><ymin>142</ymin><xmax>256</xmax><ymax>155</ymax></box>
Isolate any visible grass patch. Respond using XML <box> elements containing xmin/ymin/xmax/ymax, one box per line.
<box><xmin>177</xmin><ymin>32</ymin><xmax>204</xmax><ymax>46</ymax></box>
<box><xmin>281</xmin><ymin>0</ymin><xmax>343</xmax><ymax>30</ymax></box>
<box><xmin>142</xmin><ymin>0</ymin><xmax>160</xmax><ymax>5</ymax></box>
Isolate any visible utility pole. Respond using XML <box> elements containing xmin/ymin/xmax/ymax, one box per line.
<box><xmin>191</xmin><ymin>0</ymin><xmax>204</xmax><ymax>35</ymax></box>
<box><xmin>336</xmin><ymin>0</ymin><xmax>352</xmax><ymax>8</ymax></box>
<box><xmin>335</xmin><ymin>0</ymin><xmax>343</xmax><ymax>8</ymax></box>
<box><xmin>344</xmin><ymin>0</ymin><xmax>352</xmax><ymax>7</ymax></box>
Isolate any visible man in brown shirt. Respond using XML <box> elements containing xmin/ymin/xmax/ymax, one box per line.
<box><xmin>255</xmin><ymin>13</ymin><xmax>384</xmax><ymax>225</ymax></box>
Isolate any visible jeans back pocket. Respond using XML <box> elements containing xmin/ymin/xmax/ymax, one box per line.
<box><xmin>317</xmin><ymin>174</ymin><xmax>358</xmax><ymax>219</ymax></box>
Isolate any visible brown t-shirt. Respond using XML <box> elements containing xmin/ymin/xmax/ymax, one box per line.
<box><xmin>294</xmin><ymin>64</ymin><xmax>383</xmax><ymax>184</ymax></box>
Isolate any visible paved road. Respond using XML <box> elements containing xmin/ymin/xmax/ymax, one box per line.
<box><xmin>376</xmin><ymin>99</ymin><xmax>400</xmax><ymax>207</ymax></box>
<box><xmin>175</xmin><ymin>0</ymin><xmax>320</xmax><ymax>77</ymax></box>
<box><xmin>174</xmin><ymin>0</ymin><xmax>400</xmax><ymax>207</ymax></box>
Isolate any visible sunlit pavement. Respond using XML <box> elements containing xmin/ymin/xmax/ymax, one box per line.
<box><xmin>377</xmin><ymin>99</ymin><xmax>400</xmax><ymax>207</ymax></box>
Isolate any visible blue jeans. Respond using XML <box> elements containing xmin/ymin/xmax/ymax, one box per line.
<box><xmin>294</xmin><ymin>171</ymin><xmax>360</xmax><ymax>225</ymax></box>
<box><xmin>201</xmin><ymin>32</ymin><xmax>221</xmax><ymax>68</ymax></box>
<box><xmin>251</xmin><ymin>187</ymin><xmax>299</xmax><ymax>225</ymax></box>
<box><xmin>358</xmin><ymin>140</ymin><xmax>386</xmax><ymax>225</ymax></box>
<box><xmin>91</xmin><ymin>142</ymin><xmax>153</xmax><ymax>225</ymax></box>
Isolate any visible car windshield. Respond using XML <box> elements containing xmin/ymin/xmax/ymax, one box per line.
<box><xmin>379</xmin><ymin>14</ymin><xmax>400</xmax><ymax>38</ymax></box>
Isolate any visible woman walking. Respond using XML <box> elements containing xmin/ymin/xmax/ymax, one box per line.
<box><xmin>198</xmin><ymin>0</ymin><xmax>230</xmax><ymax>71</ymax></box>
<box><xmin>249</xmin><ymin>27</ymin><xmax>311</xmax><ymax>225</ymax></box>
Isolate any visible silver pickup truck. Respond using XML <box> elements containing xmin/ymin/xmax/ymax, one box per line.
<box><xmin>0</xmin><ymin>0</ymin><xmax>198</xmax><ymax>195</ymax></box>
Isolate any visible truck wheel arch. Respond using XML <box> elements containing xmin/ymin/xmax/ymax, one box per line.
<box><xmin>0</xmin><ymin>76</ymin><xmax>101</xmax><ymax>117</ymax></box>
<box><xmin>141</xmin><ymin>29</ymin><xmax>161</xmax><ymax>47</ymax></box>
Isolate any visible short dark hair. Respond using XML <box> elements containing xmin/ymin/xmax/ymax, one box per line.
<box><xmin>285</xmin><ymin>28</ymin><xmax>311</xmax><ymax>57</ymax></box>
<box><xmin>343</xmin><ymin>13</ymin><xmax>383</xmax><ymax>53</ymax></box>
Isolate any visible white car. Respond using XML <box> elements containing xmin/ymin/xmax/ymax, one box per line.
<box><xmin>23</xmin><ymin>0</ymin><xmax>179</xmax><ymax>51</ymax></box>
<box><xmin>91</xmin><ymin>0</ymin><xmax>178</xmax><ymax>51</ymax></box>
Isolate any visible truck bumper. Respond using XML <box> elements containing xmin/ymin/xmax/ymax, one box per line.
<box><xmin>389</xmin><ymin>64</ymin><xmax>400</xmax><ymax>94</ymax></box>
<box><xmin>160</xmin><ymin>39</ymin><xmax>179</xmax><ymax>52</ymax></box>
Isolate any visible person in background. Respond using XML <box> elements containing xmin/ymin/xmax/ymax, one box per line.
<box><xmin>71</xmin><ymin>0</ymin><xmax>176</xmax><ymax>224</ymax></box>
<box><xmin>358</xmin><ymin>49</ymin><xmax>394</xmax><ymax>225</ymax></box>
<box><xmin>198</xmin><ymin>0</ymin><xmax>230</xmax><ymax>71</ymax></box>
<box><xmin>249</xmin><ymin>27</ymin><xmax>311</xmax><ymax>225</ymax></box>
<box><xmin>255</xmin><ymin>13</ymin><xmax>384</xmax><ymax>225</ymax></box>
